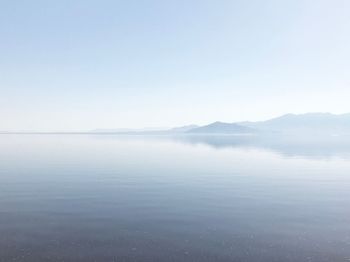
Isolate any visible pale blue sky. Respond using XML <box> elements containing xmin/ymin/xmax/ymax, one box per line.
<box><xmin>1</xmin><ymin>0</ymin><xmax>349</xmax><ymax>131</ymax></box>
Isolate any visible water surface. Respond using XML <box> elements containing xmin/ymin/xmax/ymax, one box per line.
<box><xmin>0</xmin><ymin>134</ymin><xmax>349</xmax><ymax>261</ymax></box>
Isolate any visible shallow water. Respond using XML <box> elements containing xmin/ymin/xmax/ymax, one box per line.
<box><xmin>0</xmin><ymin>134</ymin><xmax>349</xmax><ymax>261</ymax></box>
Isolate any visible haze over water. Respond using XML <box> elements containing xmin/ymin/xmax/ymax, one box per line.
<box><xmin>0</xmin><ymin>134</ymin><xmax>349</xmax><ymax>262</ymax></box>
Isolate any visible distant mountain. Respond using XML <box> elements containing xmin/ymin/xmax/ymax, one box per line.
<box><xmin>80</xmin><ymin>113</ymin><xmax>350</xmax><ymax>136</ymax></box>
<box><xmin>240</xmin><ymin>113</ymin><xmax>350</xmax><ymax>135</ymax></box>
<box><xmin>90</xmin><ymin>127</ymin><xmax>169</xmax><ymax>133</ymax></box>
<box><xmin>169</xmin><ymin>125</ymin><xmax>199</xmax><ymax>133</ymax></box>
<box><xmin>187</xmin><ymin>121</ymin><xmax>255</xmax><ymax>134</ymax></box>
<box><xmin>186</xmin><ymin>113</ymin><xmax>350</xmax><ymax>135</ymax></box>
<box><xmin>89</xmin><ymin>125</ymin><xmax>198</xmax><ymax>134</ymax></box>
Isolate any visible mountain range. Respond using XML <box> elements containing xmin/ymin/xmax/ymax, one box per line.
<box><xmin>239</xmin><ymin>113</ymin><xmax>350</xmax><ymax>135</ymax></box>
<box><xmin>90</xmin><ymin>113</ymin><xmax>350</xmax><ymax>135</ymax></box>
<box><xmin>2</xmin><ymin>113</ymin><xmax>350</xmax><ymax>135</ymax></box>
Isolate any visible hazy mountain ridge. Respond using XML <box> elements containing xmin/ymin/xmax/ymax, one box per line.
<box><xmin>239</xmin><ymin>113</ymin><xmax>350</xmax><ymax>134</ymax></box>
<box><xmin>183</xmin><ymin>113</ymin><xmax>350</xmax><ymax>135</ymax></box>
<box><xmin>3</xmin><ymin>113</ymin><xmax>350</xmax><ymax>135</ymax></box>
<box><xmin>169</xmin><ymin>125</ymin><xmax>199</xmax><ymax>133</ymax></box>
<box><xmin>187</xmin><ymin>122</ymin><xmax>255</xmax><ymax>134</ymax></box>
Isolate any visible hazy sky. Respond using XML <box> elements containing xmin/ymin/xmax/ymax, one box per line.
<box><xmin>1</xmin><ymin>0</ymin><xmax>349</xmax><ymax>131</ymax></box>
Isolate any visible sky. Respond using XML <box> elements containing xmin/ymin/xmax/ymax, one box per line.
<box><xmin>1</xmin><ymin>0</ymin><xmax>349</xmax><ymax>131</ymax></box>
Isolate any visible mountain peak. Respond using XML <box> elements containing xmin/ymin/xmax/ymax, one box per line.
<box><xmin>240</xmin><ymin>112</ymin><xmax>350</xmax><ymax>134</ymax></box>
<box><xmin>188</xmin><ymin>122</ymin><xmax>255</xmax><ymax>134</ymax></box>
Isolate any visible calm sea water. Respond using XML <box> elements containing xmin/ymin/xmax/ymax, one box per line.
<box><xmin>0</xmin><ymin>134</ymin><xmax>349</xmax><ymax>262</ymax></box>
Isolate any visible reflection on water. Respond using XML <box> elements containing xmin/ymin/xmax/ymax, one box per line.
<box><xmin>103</xmin><ymin>134</ymin><xmax>350</xmax><ymax>160</ymax></box>
<box><xmin>0</xmin><ymin>134</ymin><xmax>349</xmax><ymax>262</ymax></box>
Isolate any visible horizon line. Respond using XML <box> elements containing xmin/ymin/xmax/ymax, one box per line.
<box><xmin>1</xmin><ymin>112</ymin><xmax>350</xmax><ymax>133</ymax></box>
